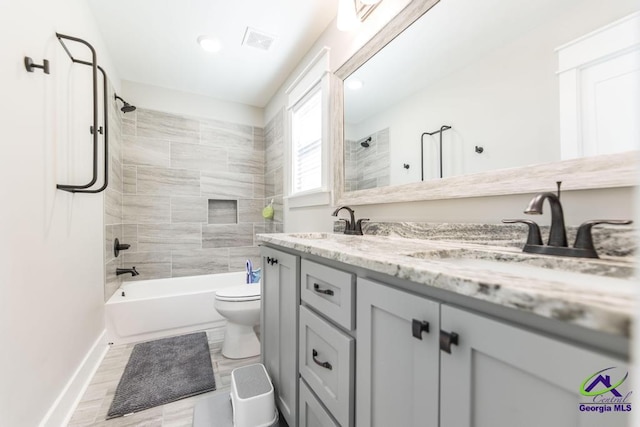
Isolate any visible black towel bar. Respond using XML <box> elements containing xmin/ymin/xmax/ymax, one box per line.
<box><xmin>55</xmin><ymin>33</ymin><xmax>109</xmax><ymax>194</ymax></box>
<box><xmin>421</xmin><ymin>125</ymin><xmax>451</xmax><ymax>180</ymax></box>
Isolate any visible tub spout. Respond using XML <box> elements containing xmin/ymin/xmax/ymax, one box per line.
<box><xmin>116</xmin><ymin>267</ymin><xmax>139</xmax><ymax>276</ymax></box>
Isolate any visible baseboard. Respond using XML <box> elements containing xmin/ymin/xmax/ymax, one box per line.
<box><xmin>39</xmin><ymin>329</ymin><xmax>109</xmax><ymax>427</ymax></box>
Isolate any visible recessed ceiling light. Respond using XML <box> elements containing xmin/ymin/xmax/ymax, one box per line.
<box><xmin>346</xmin><ymin>79</ymin><xmax>364</xmax><ymax>90</ymax></box>
<box><xmin>197</xmin><ymin>35</ymin><xmax>222</xmax><ymax>53</ymax></box>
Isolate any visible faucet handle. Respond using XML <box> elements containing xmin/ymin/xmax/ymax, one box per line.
<box><xmin>336</xmin><ymin>218</ymin><xmax>351</xmax><ymax>232</ymax></box>
<box><xmin>355</xmin><ymin>218</ymin><xmax>369</xmax><ymax>235</ymax></box>
<box><xmin>502</xmin><ymin>219</ymin><xmax>543</xmax><ymax>246</ymax></box>
<box><xmin>574</xmin><ymin>220</ymin><xmax>633</xmax><ymax>251</ymax></box>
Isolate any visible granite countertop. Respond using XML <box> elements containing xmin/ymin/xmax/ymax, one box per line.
<box><xmin>257</xmin><ymin>226</ymin><xmax>636</xmax><ymax>339</ymax></box>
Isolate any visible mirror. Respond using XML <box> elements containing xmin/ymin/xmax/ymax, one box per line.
<box><xmin>336</xmin><ymin>0</ymin><xmax>639</xmax><ymax>202</ymax></box>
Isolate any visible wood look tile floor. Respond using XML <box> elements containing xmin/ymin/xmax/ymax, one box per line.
<box><xmin>68</xmin><ymin>326</ymin><xmax>260</xmax><ymax>427</ymax></box>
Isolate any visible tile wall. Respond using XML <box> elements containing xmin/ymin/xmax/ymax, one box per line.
<box><xmin>345</xmin><ymin>127</ymin><xmax>390</xmax><ymax>191</ymax></box>
<box><xmin>118</xmin><ymin>108</ymin><xmax>267</xmax><ymax>281</ymax></box>
<box><xmin>104</xmin><ymin>82</ymin><xmax>125</xmax><ymax>301</ymax></box>
<box><xmin>264</xmin><ymin>108</ymin><xmax>284</xmax><ymax>233</ymax></box>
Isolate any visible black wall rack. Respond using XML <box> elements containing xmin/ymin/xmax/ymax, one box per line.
<box><xmin>55</xmin><ymin>33</ymin><xmax>109</xmax><ymax>194</ymax></box>
<box><xmin>421</xmin><ymin>125</ymin><xmax>451</xmax><ymax>180</ymax></box>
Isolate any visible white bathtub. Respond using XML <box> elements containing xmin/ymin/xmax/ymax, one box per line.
<box><xmin>105</xmin><ymin>271</ymin><xmax>253</xmax><ymax>345</ymax></box>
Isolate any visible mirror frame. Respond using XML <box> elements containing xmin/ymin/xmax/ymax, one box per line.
<box><xmin>333</xmin><ymin>0</ymin><xmax>638</xmax><ymax>206</ymax></box>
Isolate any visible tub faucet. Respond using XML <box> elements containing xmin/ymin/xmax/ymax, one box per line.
<box><xmin>332</xmin><ymin>206</ymin><xmax>368</xmax><ymax>235</ymax></box>
<box><xmin>116</xmin><ymin>267</ymin><xmax>139</xmax><ymax>276</ymax></box>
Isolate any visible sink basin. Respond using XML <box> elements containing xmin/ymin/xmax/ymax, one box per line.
<box><xmin>286</xmin><ymin>232</ymin><xmax>333</xmax><ymax>240</ymax></box>
<box><xmin>404</xmin><ymin>248</ymin><xmax>634</xmax><ymax>279</ymax></box>
<box><xmin>431</xmin><ymin>257</ymin><xmax>635</xmax><ymax>289</ymax></box>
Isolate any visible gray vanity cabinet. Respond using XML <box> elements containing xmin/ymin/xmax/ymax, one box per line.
<box><xmin>440</xmin><ymin>305</ymin><xmax>629</xmax><ymax>427</ymax></box>
<box><xmin>356</xmin><ymin>278</ymin><xmax>440</xmax><ymax>427</ymax></box>
<box><xmin>261</xmin><ymin>247</ymin><xmax>300</xmax><ymax>427</ymax></box>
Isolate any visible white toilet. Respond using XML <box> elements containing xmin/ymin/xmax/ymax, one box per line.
<box><xmin>214</xmin><ymin>284</ymin><xmax>261</xmax><ymax>359</ymax></box>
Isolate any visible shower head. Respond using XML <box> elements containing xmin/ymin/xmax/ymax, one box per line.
<box><xmin>360</xmin><ymin>137</ymin><xmax>371</xmax><ymax>148</ymax></box>
<box><xmin>114</xmin><ymin>94</ymin><xmax>136</xmax><ymax>113</ymax></box>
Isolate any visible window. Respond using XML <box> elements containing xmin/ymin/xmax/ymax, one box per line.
<box><xmin>285</xmin><ymin>47</ymin><xmax>331</xmax><ymax>206</ymax></box>
<box><xmin>291</xmin><ymin>88</ymin><xmax>322</xmax><ymax>194</ymax></box>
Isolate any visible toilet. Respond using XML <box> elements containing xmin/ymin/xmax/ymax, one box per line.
<box><xmin>214</xmin><ymin>284</ymin><xmax>261</xmax><ymax>359</ymax></box>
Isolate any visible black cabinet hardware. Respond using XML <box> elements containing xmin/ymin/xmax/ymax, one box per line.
<box><xmin>312</xmin><ymin>349</ymin><xmax>332</xmax><ymax>370</ymax></box>
<box><xmin>412</xmin><ymin>319</ymin><xmax>430</xmax><ymax>339</ymax></box>
<box><xmin>440</xmin><ymin>330</ymin><xmax>459</xmax><ymax>353</ymax></box>
<box><xmin>313</xmin><ymin>283</ymin><xmax>334</xmax><ymax>296</ymax></box>
<box><xmin>266</xmin><ymin>257</ymin><xmax>278</xmax><ymax>265</ymax></box>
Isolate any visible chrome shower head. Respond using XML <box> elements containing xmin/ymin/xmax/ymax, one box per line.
<box><xmin>114</xmin><ymin>94</ymin><xmax>136</xmax><ymax>113</ymax></box>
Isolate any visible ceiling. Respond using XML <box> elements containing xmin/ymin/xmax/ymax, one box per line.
<box><xmin>87</xmin><ymin>0</ymin><xmax>340</xmax><ymax>107</ymax></box>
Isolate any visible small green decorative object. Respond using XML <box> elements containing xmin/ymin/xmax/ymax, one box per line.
<box><xmin>262</xmin><ymin>199</ymin><xmax>274</xmax><ymax>219</ymax></box>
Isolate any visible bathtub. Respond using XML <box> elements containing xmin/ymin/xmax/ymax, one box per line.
<box><xmin>106</xmin><ymin>271</ymin><xmax>252</xmax><ymax>345</ymax></box>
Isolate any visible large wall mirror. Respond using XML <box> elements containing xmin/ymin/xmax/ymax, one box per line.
<box><xmin>334</xmin><ymin>0</ymin><xmax>639</xmax><ymax>205</ymax></box>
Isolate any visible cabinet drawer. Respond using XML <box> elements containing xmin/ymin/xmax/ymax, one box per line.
<box><xmin>299</xmin><ymin>305</ymin><xmax>354</xmax><ymax>427</ymax></box>
<box><xmin>301</xmin><ymin>259</ymin><xmax>355</xmax><ymax>330</ymax></box>
<box><xmin>299</xmin><ymin>379</ymin><xmax>340</xmax><ymax>427</ymax></box>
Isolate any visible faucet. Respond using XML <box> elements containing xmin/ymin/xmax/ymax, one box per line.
<box><xmin>504</xmin><ymin>182</ymin><xmax>632</xmax><ymax>258</ymax></box>
<box><xmin>332</xmin><ymin>206</ymin><xmax>368</xmax><ymax>235</ymax></box>
<box><xmin>116</xmin><ymin>267</ymin><xmax>139</xmax><ymax>276</ymax></box>
<box><xmin>523</xmin><ymin>191</ymin><xmax>567</xmax><ymax>247</ymax></box>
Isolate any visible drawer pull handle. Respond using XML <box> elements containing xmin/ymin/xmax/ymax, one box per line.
<box><xmin>440</xmin><ymin>330</ymin><xmax>459</xmax><ymax>354</ymax></box>
<box><xmin>313</xmin><ymin>283</ymin><xmax>334</xmax><ymax>296</ymax></box>
<box><xmin>266</xmin><ymin>257</ymin><xmax>278</xmax><ymax>265</ymax></box>
<box><xmin>312</xmin><ymin>349</ymin><xmax>333</xmax><ymax>370</ymax></box>
<box><xmin>411</xmin><ymin>319</ymin><xmax>430</xmax><ymax>339</ymax></box>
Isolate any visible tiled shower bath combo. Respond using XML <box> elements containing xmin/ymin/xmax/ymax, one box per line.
<box><xmin>103</xmin><ymin>107</ymin><xmax>285</xmax><ymax>300</ymax></box>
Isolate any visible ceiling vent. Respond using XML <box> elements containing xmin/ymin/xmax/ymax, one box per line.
<box><xmin>242</xmin><ymin>27</ymin><xmax>276</xmax><ymax>51</ymax></box>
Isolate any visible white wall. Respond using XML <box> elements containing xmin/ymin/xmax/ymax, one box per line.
<box><xmin>0</xmin><ymin>0</ymin><xmax>119</xmax><ymax>425</ymax></box>
<box><xmin>265</xmin><ymin>0</ymin><xmax>639</xmax><ymax>233</ymax></box>
<box><xmin>122</xmin><ymin>80</ymin><xmax>264</xmax><ymax>127</ymax></box>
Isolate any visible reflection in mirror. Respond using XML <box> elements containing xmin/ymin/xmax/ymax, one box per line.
<box><xmin>343</xmin><ymin>0</ymin><xmax>640</xmax><ymax>192</ymax></box>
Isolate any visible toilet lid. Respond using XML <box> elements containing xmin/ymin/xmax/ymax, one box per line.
<box><xmin>215</xmin><ymin>284</ymin><xmax>261</xmax><ymax>301</ymax></box>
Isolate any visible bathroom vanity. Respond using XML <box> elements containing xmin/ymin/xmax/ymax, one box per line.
<box><xmin>258</xmin><ymin>227</ymin><xmax>633</xmax><ymax>427</ymax></box>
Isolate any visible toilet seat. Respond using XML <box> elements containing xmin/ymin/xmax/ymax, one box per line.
<box><xmin>215</xmin><ymin>284</ymin><xmax>261</xmax><ymax>302</ymax></box>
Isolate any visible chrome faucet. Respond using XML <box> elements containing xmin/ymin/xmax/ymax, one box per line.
<box><xmin>116</xmin><ymin>267</ymin><xmax>139</xmax><ymax>276</ymax></box>
<box><xmin>332</xmin><ymin>206</ymin><xmax>368</xmax><ymax>235</ymax></box>
<box><xmin>504</xmin><ymin>182</ymin><xmax>632</xmax><ymax>258</ymax></box>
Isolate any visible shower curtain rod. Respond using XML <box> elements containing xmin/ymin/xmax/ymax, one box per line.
<box><xmin>421</xmin><ymin>125</ymin><xmax>451</xmax><ymax>180</ymax></box>
<box><xmin>55</xmin><ymin>33</ymin><xmax>109</xmax><ymax>194</ymax></box>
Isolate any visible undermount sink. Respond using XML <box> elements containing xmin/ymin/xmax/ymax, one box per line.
<box><xmin>287</xmin><ymin>232</ymin><xmax>335</xmax><ymax>240</ymax></box>
<box><xmin>404</xmin><ymin>248</ymin><xmax>634</xmax><ymax>280</ymax></box>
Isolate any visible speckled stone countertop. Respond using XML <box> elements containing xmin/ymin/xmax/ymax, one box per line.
<box><xmin>257</xmin><ymin>223</ymin><xmax>636</xmax><ymax>338</ymax></box>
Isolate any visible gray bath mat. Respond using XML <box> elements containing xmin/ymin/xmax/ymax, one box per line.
<box><xmin>107</xmin><ymin>332</ymin><xmax>216</xmax><ymax>419</ymax></box>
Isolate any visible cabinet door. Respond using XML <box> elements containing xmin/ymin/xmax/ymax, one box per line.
<box><xmin>440</xmin><ymin>305</ymin><xmax>630</xmax><ymax>427</ymax></box>
<box><xmin>356</xmin><ymin>278</ymin><xmax>440</xmax><ymax>427</ymax></box>
<box><xmin>261</xmin><ymin>247</ymin><xmax>299</xmax><ymax>427</ymax></box>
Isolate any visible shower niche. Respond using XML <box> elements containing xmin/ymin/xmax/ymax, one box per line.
<box><xmin>208</xmin><ymin>199</ymin><xmax>238</xmax><ymax>224</ymax></box>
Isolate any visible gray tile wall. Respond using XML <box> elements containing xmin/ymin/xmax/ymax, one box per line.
<box><xmin>264</xmin><ymin>109</ymin><xmax>284</xmax><ymax>233</ymax></box>
<box><xmin>345</xmin><ymin>127</ymin><xmax>390</xmax><ymax>191</ymax></box>
<box><xmin>120</xmin><ymin>108</ymin><xmax>265</xmax><ymax>281</ymax></box>
<box><xmin>105</xmin><ymin>82</ymin><xmax>125</xmax><ymax>301</ymax></box>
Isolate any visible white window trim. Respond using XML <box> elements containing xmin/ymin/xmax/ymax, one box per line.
<box><xmin>285</xmin><ymin>47</ymin><xmax>332</xmax><ymax>207</ymax></box>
